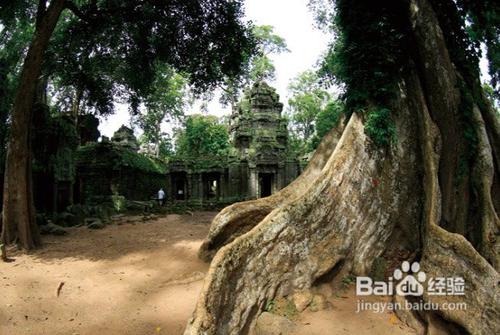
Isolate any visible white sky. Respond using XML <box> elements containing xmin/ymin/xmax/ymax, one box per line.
<box><xmin>98</xmin><ymin>0</ymin><xmax>331</xmax><ymax>137</ymax></box>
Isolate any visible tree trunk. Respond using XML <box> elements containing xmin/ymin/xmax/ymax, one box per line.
<box><xmin>1</xmin><ymin>0</ymin><xmax>66</xmax><ymax>250</ymax></box>
<box><xmin>185</xmin><ymin>0</ymin><xmax>499</xmax><ymax>333</ymax></box>
<box><xmin>198</xmin><ymin>119</ymin><xmax>345</xmax><ymax>261</ymax></box>
<box><xmin>71</xmin><ymin>86</ymin><xmax>83</xmax><ymax>126</ymax></box>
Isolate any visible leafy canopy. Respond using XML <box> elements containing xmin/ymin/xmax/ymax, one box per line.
<box><xmin>1</xmin><ymin>0</ymin><xmax>256</xmax><ymax>116</ymax></box>
<box><xmin>310</xmin><ymin>0</ymin><xmax>499</xmax><ymax>146</ymax></box>
<box><xmin>132</xmin><ymin>64</ymin><xmax>191</xmax><ymax>157</ymax></box>
<box><xmin>287</xmin><ymin>70</ymin><xmax>332</xmax><ymax>143</ymax></box>
<box><xmin>220</xmin><ymin>25</ymin><xmax>289</xmax><ymax>106</ymax></box>
<box><xmin>175</xmin><ymin>114</ymin><xmax>230</xmax><ymax>159</ymax></box>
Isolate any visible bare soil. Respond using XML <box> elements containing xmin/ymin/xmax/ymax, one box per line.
<box><xmin>1</xmin><ymin>211</ymin><xmax>416</xmax><ymax>335</ymax></box>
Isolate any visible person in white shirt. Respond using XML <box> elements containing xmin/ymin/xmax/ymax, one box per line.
<box><xmin>158</xmin><ymin>188</ymin><xmax>166</xmax><ymax>206</ymax></box>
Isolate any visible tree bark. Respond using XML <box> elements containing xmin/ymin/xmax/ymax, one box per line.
<box><xmin>186</xmin><ymin>0</ymin><xmax>499</xmax><ymax>333</ymax></box>
<box><xmin>1</xmin><ymin>0</ymin><xmax>66</xmax><ymax>250</ymax></box>
<box><xmin>198</xmin><ymin>120</ymin><xmax>345</xmax><ymax>261</ymax></box>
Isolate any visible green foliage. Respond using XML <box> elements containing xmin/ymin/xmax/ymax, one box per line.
<box><xmin>132</xmin><ymin>64</ymin><xmax>190</xmax><ymax>157</ymax></box>
<box><xmin>175</xmin><ymin>114</ymin><xmax>230</xmax><ymax>160</ymax></box>
<box><xmin>0</xmin><ymin>11</ymin><xmax>35</xmax><ymax>171</ymax></box>
<box><xmin>341</xmin><ymin>274</ymin><xmax>356</xmax><ymax>289</ymax></box>
<box><xmin>76</xmin><ymin>142</ymin><xmax>167</xmax><ymax>175</ymax></box>
<box><xmin>264</xmin><ymin>300</ymin><xmax>275</xmax><ymax>312</ymax></box>
<box><xmin>317</xmin><ymin>0</ymin><xmax>410</xmax><ymax>146</ymax></box>
<box><xmin>265</xmin><ymin>297</ymin><xmax>298</xmax><ymax>319</ymax></box>
<box><xmin>313</xmin><ymin>0</ymin><xmax>497</xmax><ymax>149</ymax></box>
<box><xmin>249</xmin><ymin>25</ymin><xmax>289</xmax><ymax>82</ymax></box>
<box><xmin>1</xmin><ymin>0</ymin><xmax>255</xmax><ymax>116</ymax></box>
<box><xmin>288</xmin><ymin>70</ymin><xmax>331</xmax><ymax>142</ymax></box>
<box><xmin>482</xmin><ymin>83</ymin><xmax>500</xmax><ymax>111</ymax></box>
<box><xmin>310</xmin><ymin>100</ymin><xmax>343</xmax><ymax>150</ymax></box>
<box><xmin>220</xmin><ymin>25</ymin><xmax>289</xmax><ymax>106</ymax></box>
<box><xmin>455</xmin><ymin>0</ymin><xmax>500</xmax><ymax>98</ymax></box>
<box><xmin>287</xmin><ymin>71</ymin><xmax>343</xmax><ymax>154</ymax></box>
<box><xmin>32</xmin><ymin>106</ymin><xmax>79</xmax><ymax>181</ymax></box>
<box><xmin>364</xmin><ymin>107</ymin><xmax>396</xmax><ymax>147</ymax></box>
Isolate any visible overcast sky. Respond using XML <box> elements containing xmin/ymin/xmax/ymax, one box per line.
<box><xmin>98</xmin><ymin>0</ymin><xmax>331</xmax><ymax>137</ymax></box>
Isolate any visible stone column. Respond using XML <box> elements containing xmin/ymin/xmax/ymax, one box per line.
<box><xmin>249</xmin><ymin>167</ymin><xmax>258</xmax><ymax>199</ymax></box>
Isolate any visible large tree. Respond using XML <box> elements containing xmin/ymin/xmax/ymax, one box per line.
<box><xmin>174</xmin><ymin>114</ymin><xmax>230</xmax><ymax>159</ymax></box>
<box><xmin>0</xmin><ymin>0</ymin><xmax>254</xmax><ymax>251</ymax></box>
<box><xmin>286</xmin><ymin>70</ymin><xmax>334</xmax><ymax>151</ymax></box>
<box><xmin>132</xmin><ymin>64</ymin><xmax>190</xmax><ymax>158</ymax></box>
<box><xmin>220</xmin><ymin>25</ymin><xmax>289</xmax><ymax>108</ymax></box>
<box><xmin>186</xmin><ymin>0</ymin><xmax>499</xmax><ymax>334</ymax></box>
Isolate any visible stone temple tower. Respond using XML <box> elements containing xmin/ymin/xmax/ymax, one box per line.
<box><xmin>229</xmin><ymin>81</ymin><xmax>298</xmax><ymax>198</ymax></box>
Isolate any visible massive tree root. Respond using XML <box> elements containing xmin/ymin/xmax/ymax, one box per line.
<box><xmin>198</xmin><ymin>122</ymin><xmax>345</xmax><ymax>262</ymax></box>
<box><xmin>186</xmin><ymin>0</ymin><xmax>499</xmax><ymax>334</ymax></box>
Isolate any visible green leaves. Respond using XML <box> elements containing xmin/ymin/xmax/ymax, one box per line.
<box><xmin>315</xmin><ymin>0</ymin><xmax>409</xmax><ymax>146</ymax></box>
<box><xmin>220</xmin><ymin>25</ymin><xmax>289</xmax><ymax>106</ymax></box>
<box><xmin>174</xmin><ymin>114</ymin><xmax>230</xmax><ymax>159</ymax></box>
<box><xmin>132</xmin><ymin>64</ymin><xmax>190</xmax><ymax>158</ymax></box>
<box><xmin>3</xmin><ymin>0</ymin><xmax>256</xmax><ymax>116</ymax></box>
<box><xmin>364</xmin><ymin>107</ymin><xmax>396</xmax><ymax>147</ymax></box>
<box><xmin>287</xmin><ymin>70</ymin><xmax>334</xmax><ymax>153</ymax></box>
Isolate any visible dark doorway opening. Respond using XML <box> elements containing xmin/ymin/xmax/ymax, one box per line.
<box><xmin>203</xmin><ymin>173</ymin><xmax>220</xmax><ymax>201</ymax></box>
<box><xmin>259</xmin><ymin>173</ymin><xmax>274</xmax><ymax>198</ymax></box>
<box><xmin>171</xmin><ymin>172</ymin><xmax>187</xmax><ymax>200</ymax></box>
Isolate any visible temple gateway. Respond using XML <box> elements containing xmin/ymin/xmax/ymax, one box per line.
<box><xmin>165</xmin><ymin>81</ymin><xmax>301</xmax><ymax>205</ymax></box>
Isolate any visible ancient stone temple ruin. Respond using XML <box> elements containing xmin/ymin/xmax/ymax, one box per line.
<box><xmin>23</xmin><ymin>81</ymin><xmax>300</xmax><ymax>214</ymax></box>
<box><xmin>230</xmin><ymin>81</ymin><xmax>298</xmax><ymax>198</ymax></box>
<box><xmin>166</xmin><ymin>81</ymin><xmax>300</xmax><ymax>205</ymax></box>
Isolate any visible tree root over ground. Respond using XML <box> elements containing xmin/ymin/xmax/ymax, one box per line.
<box><xmin>198</xmin><ymin>122</ymin><xmax>345</xmax><ymax>262</ymax></box>
<box><xmin>187</xmin><ymin>0</ymin><xmax>500</xmax><ymax>333</ymax></box>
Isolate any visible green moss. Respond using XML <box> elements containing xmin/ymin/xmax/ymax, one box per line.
<box><xmin>265</xmin><ymin>297</ymin><xmax>298</xmax><ymax>319</ymax></box>
<box><xmin>369</xmin><ymin>257</ymin><xmax>387</xmax><ymax>281</ymax></box>
<box><xmin>119</xmin><ymin>148</ymin><xmax>167</xmax><ymax>174</ymax></box>
<box><xmin>76</xmin><ymin>142</ymin><xmax>167</xmax><ymax>174</ymax></box>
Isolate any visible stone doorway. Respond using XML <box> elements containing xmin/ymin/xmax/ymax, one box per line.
<box><xmin>202</xmin><ymin>173</ymin><xmax>220</xmax><ymax>201</ymax></box>
<box><xmin>171</xmin><ymin>172</ymin><xmax>187</xmax><ymax>200</ymax></box>
<box><xmin>259</xmin><ymin>173</ymin><xmax>274</xmax><ymax>198</ymax></box>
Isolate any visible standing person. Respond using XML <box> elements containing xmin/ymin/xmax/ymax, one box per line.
<box><xmin>158</xmin><ymin>188</ymin><xmax>166</xmax><ymax>206</ymax></box>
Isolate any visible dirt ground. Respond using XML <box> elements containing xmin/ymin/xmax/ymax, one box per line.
<box><xmin>1</xmin><ymin>211</ymin><xmax>416</xmax><ymax>335</ymax></box>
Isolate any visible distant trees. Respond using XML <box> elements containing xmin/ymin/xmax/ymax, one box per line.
<box><xmin>286</xmin><ymin>70</ymin><xmax>341</xmax><ymax>155</ymax></box>
<box><xmin>133</xmin><ymin>65</ymin><xmax>191</xmax><ymax>158</ymax></box>
<box><xmin>220</xmin><ymin>25</ymin><xmax>289</xmax><ymax>108</ymax></box>
<box><xmin>174</xmin><ymin>115</ymin><xmax>230</xmax><ymax>159</ymax></box>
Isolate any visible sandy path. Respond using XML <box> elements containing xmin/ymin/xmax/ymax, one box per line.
<box><xmin>292</xmin><ymin>287</ymin><xmax>417</xmax><ymax>335</ymax></box>
<box><xmin>1</xmin><ymin>211</ymin><xmax>417</xmax><ymax>335</ymax></box>
<box><xmin>0</xmin><ymin>212</ymin><xmax>215</xmax><ymax>335</ymax></box>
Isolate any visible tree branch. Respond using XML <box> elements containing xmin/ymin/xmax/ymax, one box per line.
<box><xmin>64</xmin><ymin>0</ymin><xmax>90</xmax><ymax>22</ymax></box>
<box><xmin>36</xmin><ymin>0</ymin><xmax>47</xmax><ymax>28</ymax></box>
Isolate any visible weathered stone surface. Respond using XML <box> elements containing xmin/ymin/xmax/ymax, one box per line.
<box><xmin>253</xmin><ymin>312</ymin><xmax>295</xmax><ymax>335</ymax></box>
<box><xmin>308</xmin><ymin>294</ymin><xmax>329</xmax><ymax>312</ymax></box>
<box><xmin>292</xmin><ymin>291</ymin><xmax>313</xmax><ymax>312</ymax></box>
<box><xmin>125</xmin><ymin>200</ymin><xmax>154</xmax><ymax>212</ymax></box>
<box><xmin>85</xmin><ymin>218</ymin><xmax>104</xmax><ymax>229</ymax></box>
<box><xmin>111</xmin><ymin>125</ymin><xmax>139</xmax><ymax>152</ymax></box>
<box><xmin>40</xmin><ymin>222</ymin><xmax>67</xmax><ymax>236</ymax></box>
